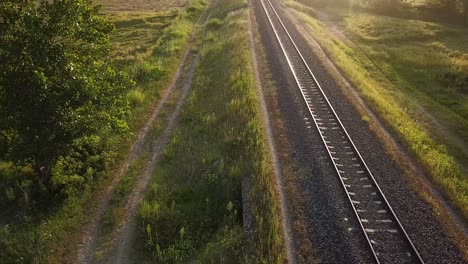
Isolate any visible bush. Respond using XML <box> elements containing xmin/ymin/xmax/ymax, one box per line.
<box><xmin>135</xmin><ymin>62</ymin><xmax>167</xmax><ymax>84</ymax></box>
<box><xmin>127</xmin><ymin>89</ymin><xmax>146</xmax><ymax>107</ymax></box>
<box><xmin>187</xmin><ymin>0</ymin><xmax>205</xmax><ymax>14</ymax></box>
<box><xmin>0</xmin><ymin>0</ymin><xmax>131</xmax><ymax>204</ymax></box>
<box><xmin>51</xmin><ymin>135</ymin><xmax>111</xmax><ymax>196</ymax></box>
<box><xmin>0</xmin><ymin>162</ymin><xmax>41</xmax><ymax>210</ymax></box>
<box><xmin>440</xmin><ymin>65</ymin><xmax>468</xmax><ymax>94</ymax></box>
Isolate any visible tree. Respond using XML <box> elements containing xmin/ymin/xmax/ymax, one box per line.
<box><xmin>0</xmin><ymin>0</ymin><xmax>130</xmax><ymax>187</ymax></box>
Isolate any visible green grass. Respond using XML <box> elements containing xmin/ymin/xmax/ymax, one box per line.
<box><xmin>92</xmin><ymin>71</ymin><xmax>183</xmax><ymax>263</ymax></box>
<box><xmin>0</xmin><ymin>1</ymin><xmax>207</xmax><ymax>263</ymax></box>
<box><xmin>107</xmin><ymin>2</ymin><xmax>207</xmax><ymax>130</ymax></box>
<box><xmin>343</xmin><ymin>15</ymin><xmax>468</xmax><ymax>129</ymax></box>
<box><xmin>91</xmin><ymin>1</ymin><xmax>210</xmax><ymax>260</ymax></box>
<box><xmin>287</xmin><ymin>1</ymin><xmax>468</xmax><ymax>219</ymax></box>
<box><xmin>93</xmin><ymin>152</ymin><xmax>149</xmax><ymax>263</ymax></box>
<box><xmin>133</xmin><ymin>0</ymin><xmax>285</xmax><ymax>263</ymax></box>
<box><xmin>108</xmin><ymin>11</ymin><xmax>178</xmax><ymax>65</ymax></box>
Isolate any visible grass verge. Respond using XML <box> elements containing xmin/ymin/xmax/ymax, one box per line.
<box><xmin>132</xmin><ymin>0</ymin><xmax>285</xmax><ymax>262</ymax></box>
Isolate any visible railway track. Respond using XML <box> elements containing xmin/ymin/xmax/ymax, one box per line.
<box><xmin>258</xmin><ymin>0</ymin><xmax>424</xmax><ymax>263</ymax></box>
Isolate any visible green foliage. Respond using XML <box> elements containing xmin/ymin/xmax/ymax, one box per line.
<box><xmin>0</xmin><ymin>224</ymin><xmax>46</xmax><ymax>263</ymax></box>
<box><xmin>83</xmin><ymin>1</ymin><xmax>213</xmax><ymax>261</ymax></box>
<box><xmin>135</xmin><ymin>61</ymin><xmax>167</xmax><ymax>84</ymax></box>
<box><xmin>363</xmin><ymin>0</ymin><xmax>403</xmax><ymax>14</ymax></box>
<box><xmin>0</xmin><ymin>0</ymin><xmax>131</xmax><ymax>172</ymax></box>
<box><xmin>0</xmin><ymin>0</ymin><xmax>132</xmax><ymax>199</ymax></box>
<box><xmin>0</xmin><ymin>162</ymin><xmax>42</xmax><ymax>210</ymax></box>
<box><xmin>51</xmin><ymin>135</ymin><xmax>112</xmax><ymax>196</ymax></box>
<box><xmin>0</xmin><ymin>0</ymin><xmax>207</xmax><ymax>262</ymax></box>
<box><xmin>126</xmin><ymin>89</ymin><xmax>146</xmax><ymax>107</ymax></box>
<box><xmin>298</xmin><ymin>0</ymin><xmax>468</xmax><ymax>24</ymax></box>
<box><xmin>206</xmin><ymin>18</ymin><xmax>223</xmax><ymax>29</ymax></box>
<box><xmin>440</xmin><ymin>65</ymin><xmax>468</xmax><ymax>94</ymax></box>
<box><xmin>187</xmin><ymin>0</ymin><xmax>207</xmax><ymax>14</ymax></box>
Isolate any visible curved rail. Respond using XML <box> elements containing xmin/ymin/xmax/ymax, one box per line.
<box><xmin>258</xmin><ymin>0</ymin><xmax>424</xmax><ymax>263</ymax></box>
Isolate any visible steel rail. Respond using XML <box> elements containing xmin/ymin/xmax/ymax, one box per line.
<box><xmin>258</xmin><ymin>0</ymin><xmax>424</xmax><ymax>262</ymax></box>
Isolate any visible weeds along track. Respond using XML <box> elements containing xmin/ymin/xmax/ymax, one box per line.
<box><xmin>75</xmin><ymin>4</ymin><xmax>211</xmax><ymax>264</ymax></box>
<box><xmin>247</xmin><ymin>3</ymin><xmax>297</xmax><ymax>263</ymax></box>
<box><xmin>259</xmin><ymin>0</ymin><xmax>424</xmax><ymax>263</ymax></box>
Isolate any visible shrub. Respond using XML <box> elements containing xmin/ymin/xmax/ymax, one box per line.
<box><xmin>135</xmin><ymin>62</ymin><xmax>167</xmax><ymax>84</ymax></box>
<box><xmin>440</xmin><ymin>65</ymin><xmax>468</xmax><ymax>94</ymax></box>
<box><xmin>126</xmin><ymin>89</ymin><xmax>146</xmax><ymax>107</ymax></box>
<box><xmin>0</xmin><ymin>162</ymin><xmax>40</xmax><ymax>210</ymax></box>
<box><xmin>51</xmin><ymin>135</ymin><xmax>111</xmax><ymax>196</ymax></box>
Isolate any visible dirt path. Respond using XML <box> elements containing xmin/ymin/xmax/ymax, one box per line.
<box><xmin>109</xmin><ymin>2</ymin><xmax>217</xmax><ymax>263</ymax></box>
<box><xmin>112</xmin><ymin>54</ymin><xmax>199</xmax><ymax>264</ymax></box>
<box><xmin>248</xmin><ymin>2</ymin><xmax>297</xmax><ymax>263</ymax></box>
<box><xmin>75</xmin><ymin>6</ymin><xmax>210</xmax><ymax>264</ymax></box>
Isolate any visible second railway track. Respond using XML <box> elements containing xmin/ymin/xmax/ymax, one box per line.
<box><xmin>258</xmin><ymin>0</ymin><xmax>424</xmax><ymax>263</ymax></box>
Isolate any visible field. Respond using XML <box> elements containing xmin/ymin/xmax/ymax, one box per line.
<box><xmin>107</xmin><ymin>7</ymin><xmax>204</xmax><ymax>127</ymax></box>
<box><xmin>285</xmin><ymin>1</ymin><xmax>468</xmax><ymax>218</ymax></box>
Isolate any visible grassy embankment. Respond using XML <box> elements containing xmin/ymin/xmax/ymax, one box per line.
<box><xmin>132</xmin><ymin>0</ymin><xmax>285</xmax><ymax>263</ymax></box>
<box><xmin>0</xmin><ymin>1</ymin><xmax>206</xmax><ymax>262</ymax></box>
<box><xmin>285</xmin><ymin>1</ymin><xmax>468</xmax><ymax>218</ymax></box>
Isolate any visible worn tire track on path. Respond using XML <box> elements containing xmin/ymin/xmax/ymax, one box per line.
<box><xmin>110</xmin><ymin>1</ymin><xmax>218</xmax><ymax>263</ymax></box>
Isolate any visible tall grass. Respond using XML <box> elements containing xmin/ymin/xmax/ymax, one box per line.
<box><xmin>134</xmin><ymin>0</ymin><xmax>285</xmax><ymax>262</ymax></box>
<box><xmin>108</xmin><ymin>2</ymin><xmax>207</xmax><ymax>130</ymax></box>
<box><xmin>287</xmin><ymin>1</ymin><xmax>468</xmax><ymax>219</ymax></box>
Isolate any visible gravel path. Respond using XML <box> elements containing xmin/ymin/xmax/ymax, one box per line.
<box><xmin>252</xmin><ymin>0</ymin><xmax>466</xmax><ymax>263</ymax></box>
